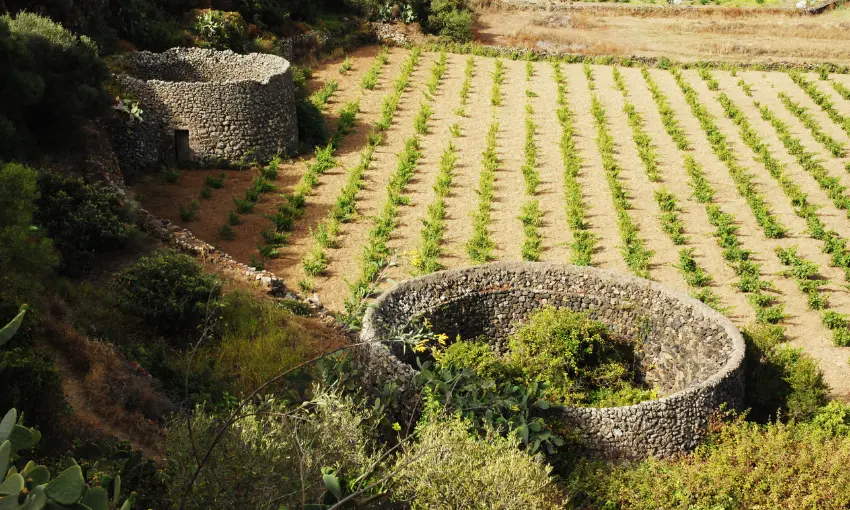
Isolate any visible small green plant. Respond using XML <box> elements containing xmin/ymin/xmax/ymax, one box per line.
<box><xmin>205</xmin><ymin>173</ymin><xmax>226</xmax><ymax>189</ymax></box>
<box><xmin>219</xmin><ymin>223</ymin><xmax>234</xmax><ymax>240</ymax></box>
<box><xmin>414</xmin><ymin>102</ymin><xmax>433</xmax><ymax>135</ymax></box>
<box><xmin>466</xmin><ymin>122</ymin><xmax>499</xmax><ymax>263</ymax></box>
<box><xmin>553</xmin><ymin>62</ymin><xmax>594</xmax><ymax>266</ymax></box>
<box><xmin>309</xmin><ymin>80</ymin><xmax>339</xmax><ymax>110</ymax></box>
<box><xmin>339</xmin><ymin>56</ymin><xmax>353</xmax><ymax>74</ymax></box>
<box><xmin>165</xmin><ymin>167</ymin><xmax>180</xmax><ymax>183</ymax></box>
<box><xmin>199</xmin><ymin>186</ymin><xmax>212</xmax><ymax>199</ymax></box>
<box><xmin>179</xmin><ymin>200</ymin><xmax>200</xmax><ymax>221</ymax></box>
<box><xmin>233</xmin><ymin>195</ymin><xmax>254</xmax><ymax>214</ymax></box>
<box><xmin>449</xmin><ymin>123</ymin><xmax>461</xmax><ymax>137</ymax></box>
<box><xmin>228</xmin><ymin>210</ymin><xmax>241</xmax><ymax>225</ymax></box>
<box><xmin>490</xmin><ymin>59</ymin><xmax>505</xmax><ymax>106</ymax></box>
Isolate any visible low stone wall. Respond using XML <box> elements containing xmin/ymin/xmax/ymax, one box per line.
<box><xmin>114</xmin><ymin>48</ymin><xmax>298</xmax><ymax>168</ymax></box>
<box><xmin>357</xmin><ymin>262</ymin><xmax>745</xmax><ymax>459</ymax></box>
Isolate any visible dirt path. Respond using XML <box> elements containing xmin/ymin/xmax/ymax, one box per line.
<box><xmin>529</xmin><ymin>62</ymin><xmax>571</xmax><ymax>264</ymax></box>
<box><xmin>441</xmin><ymin>58</ymin><xmax>495</xmax><ymax>266</ymax></box>
<box><xmin>383</xmin><ymin>53</ymin><xmax>465</xmax><ymax>280</ymax></box>
<box><xmin>316</xmin><ymin>52</ymin><xmax>439</xmax><ymax>310</ymax></box>
<box><xmin>41</xmin><ymin>343</ymin><xmax>165</xmax><ymax>459</ymax></box>
<box><xmin>594</xmin><ymin>65</ymin><xmax>683</xmax><ymax>287</ymax></box>
<box><xmin>564</xmin><ymin>63</ymin><xmax>628</xmax><ymax>273</ymax></box>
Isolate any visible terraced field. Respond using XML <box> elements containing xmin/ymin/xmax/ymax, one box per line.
<box><xmin>135</xmin><ymin>46</ymin><xmax>850</xmax><ymax>398</ymax></box>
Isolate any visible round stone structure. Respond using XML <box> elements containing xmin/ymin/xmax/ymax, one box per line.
<box><xmin>115</xmin><ymin>47</ymin><xmax>297</xmax><ymax>166</ymax></box>
<box><xmin>356</xmin><ymin>262</ymin><xmax>745</xmax><ymax>459</ymax></box>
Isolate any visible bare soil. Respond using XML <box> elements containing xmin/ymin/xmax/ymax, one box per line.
<box><xmin>135</xmin><ymin>48</ymin><xmax>850</xmax><ymax>399</ymax></box>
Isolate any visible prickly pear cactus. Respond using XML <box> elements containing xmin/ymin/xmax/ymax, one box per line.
<box><xmin>0</xmin><ymin>408</ymin><xmax>136</xmax><ymax>510</ymax></box>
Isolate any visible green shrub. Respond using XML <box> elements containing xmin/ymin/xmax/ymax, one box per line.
<box><xmin>193</xmin><ymin>10</ymin><xmax>249</xmax><ymax>51</ymax></box>
<box><xmin>506</xmin><ymin>307</ymin><xmax>652</xmax><ymax>406</ymax></box>
<box><xmin>167</xmin><ymin>389</ymin><xmax>383</xmax><ymax>510</ymax></box>
<box><xmin>296</xmin><ymin>98</ymin><xmax>329</xmax><ymax>153</ymax></box>
<box><xmin>0</xmin><ymin>12</ymin><xmax>109</xmax><ymax>161</ymax></box>
<box><xmin>811</xmin><ymin>401</ymin><xmax>850</xmax><ymax>436</ymax></box>
<box><xmin>435</xmin><ymin>339</ymin><xmax>507</xmax><ymax>379</ymax></box>
<box><xmin>743</xmin><ymin>324</ymin><xmax>828</xmax><ymax>422</ymax></box>
<box><xmin>391</xmin><ymin>416</ymin><xmax>561</xmax><ymax>509</ymax></box>
<box><xmin>0</xmin><ymin>346</ymin><xmax>67</xmax><ymax>441</ymax></box>
<box><xmin>111</xmin><ymin>250</ymin><xmax>221</xmax><ymax>340</ymax></box>
<box><xmin>34</xmin><ymin>172</ymin><xmax>133</xmax><ymax>275</ymax></box>
<box><xmin>0</xmin><ymin>162</ymin><xmax>58</xmax><ymax>319</ymax></box>
<box><xmin>567</xmin><ymin>415</ymin><xmax>850</xmax><ymax>509</ymax></box>
<box><xmin>427</xmin><ymin>0</ymin><xmax>474</xmax><ymax>42</ymax></box>
<box><xmin>112</xmin><ymin>0</ymin><xmax>187</xmax><ymax>51</ymax></box>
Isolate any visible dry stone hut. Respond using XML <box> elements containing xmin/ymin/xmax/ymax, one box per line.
<box><xmin>112</xmin><ymin>47</ymin><xmax>297</xmax><ymax>170</ymax></box>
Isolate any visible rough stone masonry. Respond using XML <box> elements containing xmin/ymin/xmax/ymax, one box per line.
<box><xmin>114</xmin><ymin>47</ymin><xmax>297</xmax><ymax>170</ymax></box>
<box><xmin>357</xmin><ymin>262</ymin><xmax>746</xmax><ymax>459</ymax></box>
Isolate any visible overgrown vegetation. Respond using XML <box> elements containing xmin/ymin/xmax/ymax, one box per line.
<box><xmin>0</xmin><ymin>12</ymin><xmax>109</xmax><ymax>162</ymax></box>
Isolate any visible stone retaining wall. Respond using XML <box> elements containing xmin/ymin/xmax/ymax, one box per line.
<box><xmin>114</xmin><ymin>48</ymin><xmax>297</xmax><ymax>168</ymax></box>
<box><xmin>357</xmin><ymin>262</ymin><xmax>745</xmax><ymax>459</ymax></box>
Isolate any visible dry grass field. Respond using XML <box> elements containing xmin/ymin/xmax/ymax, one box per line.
<box><xmin>474</xmin><ymin>5</ymin><xmax>850</xmax><ymax>64</ymax></box>
<box><xmin>135</xmin><ymin>46</ymin><xmax>850</xmax><ymax>398</ymax></box>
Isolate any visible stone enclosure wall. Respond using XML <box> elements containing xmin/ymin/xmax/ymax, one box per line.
<box><xmin>113</xmin><ymin>48</ymin><xmax>297</xmax><ymax>170</ymax></box>
<box><xmin>357</xmin><ymin>262</ymin><xmax>746</xmax><ymax>459</ymax></box>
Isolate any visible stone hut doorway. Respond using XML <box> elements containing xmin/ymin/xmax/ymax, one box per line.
<box><xmin>175</xmin><ymin>129</ymin><xmax>190</xmax><ymax>163</ymax></box>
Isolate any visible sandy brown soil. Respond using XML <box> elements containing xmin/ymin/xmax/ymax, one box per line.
<box><xmin>474</xmin><ymin>5</ymin><xmax>850</xmax><ymax>65</ymax></box>
<box><xmin>135</xmin><ymin>48</ymin><xmax>850</xmax><ymax>398</ymax></box>
<box><xmin>592</xmin><ymin>65</ymin><xmax>684</xmax><ymax>287</ymax></box>
<box><xmin>530</xmin><ymin>63</ymin><xmax>573</xmax><ymax>264</ymax></box>
<box><xmin>564</xmin><ymin>63</ymin><xmax>630</xmax><ymax>273</ymax></box>
<box><xmin>383</xmin><ymin>52</ymin><xmax>468</xmax><ymax>281</ymax></box>
<box><xmin>440</xmin><ymin>58</ymin><xmax>496</xmax><ymax>266</ymax></box>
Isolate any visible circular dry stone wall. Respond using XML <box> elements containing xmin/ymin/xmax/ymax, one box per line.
<box><xmin>115</xmin><ymin>47</ymin><xmax>297</xmax><ymax>167</ymax></box>
<box><xmin>356</xmin><ymin>262</ymin><xmax>745</xmax><ymax>459</ymax></box>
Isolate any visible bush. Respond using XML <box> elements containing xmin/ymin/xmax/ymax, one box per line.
<box><xmin>567</xmin><ymin>415</ymin><xmax>850</xmax><ymax>509</ymax></box>
<box><xmin>0</xmin><ymin>346</ymin><xmax>67</xmax><ymax>441</ymax></box>
<box><xmin>192</xmin><ymin>10</ymin><xmax>249</xmax><ymax>52</ymax></box>
<box><xmin>34</xmin><ymin>172</ymin><xmax>134</xmax><ymax>275</ymax></box>
<box><xmin>112</xmin><ymin>0</ymin><xmax>187</xmax><ymax>51</ymax></box>
<box><xmin>0</xmin><ymin>12</ymin><xmax>109</xmax><ymax>161</ymax></box>
<box><xmin>111</xmin><ymin>250</ymin><xmax>221</xmax><ymax>340</ymax></box>
<box><xmin>505</xmin><ymin>307</ymin><xmax>653</xmax><ymax>406</ymax></box>
<box><xmin>426</xmin><ymin>0</ymin><xmax>473</xmax><ymax>42</ymax></box>
<box><xmin>167</xmin><ymin>389</ymin><xmax>383</xmax><ymax>510</ymax></box>
<box><xmin>811</xmin><ymin>401</ymin><xmax>850</xmax><ymax>437</ymax></box>
<box><xmin>0</xmin><ymin>162</ymin><xmax>58</xmax><ymax>320</ymax></box>
<box><xmin>391</xmin><ymin>416</ymin><xmax>561</xmax><ymax>509</ymax></box>
<box><xmin>743</xmin><ymin>324</ymin><xmax>828</xmax><ymax>422</ymax></box>
<box><xmin>435</xmin><ymin>339</ymin><xmax>507</xmax><ymax>380</ymax></box>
